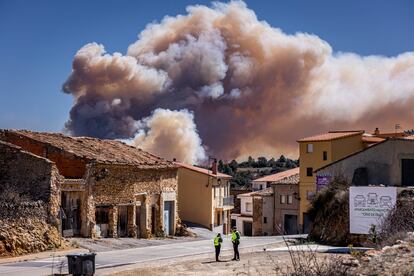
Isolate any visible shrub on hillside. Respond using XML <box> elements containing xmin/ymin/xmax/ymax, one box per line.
<box><xmin>308</xmin><ymin>178</ymin><xmax>367</xmax><ymax>246</ymax></box>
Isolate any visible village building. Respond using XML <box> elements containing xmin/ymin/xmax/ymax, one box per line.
<box><xmin>316</xmin><ymin>137</ymin><xmax>414</xmax><ymax>187</ymax></box>
<box><xmin>271</xmin><ymin>170</ymin><xmax>300</xmax><ymax>235</ymax></box>
<box><xmin>0</xmin><ymin>130</ymin><xmax>179</xmax><ymax>238</ymax></box>
<box><xmin>297</xmin><ymin>128</ymin><xmax>409</xmax><ymax>233</ymax></box>
<box><xmin>0</xmin><ymin>140</ymin><xmax>62</xmax><ymax>227</ymax></box>
<box><xmin>176</xmin><ymin>162</ymin><xmax>233</xmax><ymax>234</ymax></box>
<box><xmin>231</xmin><ymin>168</ymin><xmax>299</xmax><ymax>236</ymax></box>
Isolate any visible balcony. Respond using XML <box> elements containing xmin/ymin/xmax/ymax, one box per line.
<box><xmin>214</xmin><ymin>195</ymin><xmax>234</xmax><ymax>209</ymax></box>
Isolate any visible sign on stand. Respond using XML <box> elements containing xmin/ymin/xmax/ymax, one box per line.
<box><xmin>349</xmin><ymin>186</ymin><xmax>397</xmax><ymax>234</ymax></box>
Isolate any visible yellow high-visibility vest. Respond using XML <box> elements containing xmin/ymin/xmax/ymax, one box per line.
<box><xmin>214</xmin><ymin>236</ymin><xmax>221</xmax><ymax>246</ymax></box>
<box><xmin>232</xmin><ymin>231</ymin><xmax>240</xmax><ymax>242</ymax></box>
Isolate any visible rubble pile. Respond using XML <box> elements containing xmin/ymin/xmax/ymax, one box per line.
<box><xmin>353</xmin><ymin>232</ymin><xmax>414</xmax><ymax>275</ymax></box>
<box><xmin>0</xmin><ymin>202</ymin><xmax>66</xmax><ymax>256</ymax></box>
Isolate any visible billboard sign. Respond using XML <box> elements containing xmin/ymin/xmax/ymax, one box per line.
<box><xmin>349</xmin><ymin>186</ymin><xmax>397</xmax><ymax>234</ymax></box>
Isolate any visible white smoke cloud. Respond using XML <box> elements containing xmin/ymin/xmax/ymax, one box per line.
<box><xmin>132</xmin><ymin>108</ymin><xmax>206</xmax><ymax>164</ymax></box>
<box><xmin>63</xmin><ymin>1</ymin><xmax>414</xmax><ymax>161</ymax></box>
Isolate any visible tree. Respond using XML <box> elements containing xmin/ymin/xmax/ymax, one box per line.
<box><xmin>229</xmin><ymin>159</ymin><xmax>238</xmax><ymax>172</ymax></box>
<box><xmin>248</xmin><ymin>156</ymin><xmax>255</xmax><ymax>167</ymax></box>
<box><xmin>278</xmin><ymin>155</ymin><xmax>287</xmax><ymax>163</ymax></box>
<box><xmin>222</xmin><ymin>164</ymin><xmax>234</xmax><ymax>176</ymax></box>
<box><xmin>257</xmin><ymin>156</ymin><xmax>268</xmax><ymax>167</ymax></box>
<box><xmin>218</xmin><ymin>160</ymin><xmax>224</xmax><ymax>172</ymax></box>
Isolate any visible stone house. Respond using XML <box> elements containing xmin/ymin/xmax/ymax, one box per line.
<box><xmin>176</xmin><ymin>162</ymin><xmax>233</xmax><ymax>234</ymax></box>
<box><xmin>0</xmin><ymin>130</ymin><xmax>179</xmax><ymax>238</ymax></box>
<box><xmin>231</xmin><ymin>168</ymin><xmax>299</xmax><ymax>236</ymax></box>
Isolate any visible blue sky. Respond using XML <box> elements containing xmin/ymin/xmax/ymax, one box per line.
<box><xmin>0</xmin><ymin>0</ymin><xmax>413</xmax><ymax>132</ymax></box>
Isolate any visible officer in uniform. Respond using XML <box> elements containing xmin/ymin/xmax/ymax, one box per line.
<box><xmin>231</xmin><ymin>226</ymin><xmax>240</xmax><ymax>261</ymax></box>
<box><xmin>214</xmin><ymin>233</ymin><xmax>223</xmax><ymax>261</ymax></box>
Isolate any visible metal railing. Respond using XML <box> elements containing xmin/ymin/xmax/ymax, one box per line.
<box><xmin>215</xmin><ymin>195</ymin><xmax>234</xmax><ymax>207</ymax></box>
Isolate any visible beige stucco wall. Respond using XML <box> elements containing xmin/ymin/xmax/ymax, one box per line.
<box><xmin>298</xmin><ymin>134</ymin><xmax>364</xmax><ymax>226</ymax></box>
<box><xmin>177</xmin><ymin>167</ymin><xmax>215</xmax><ymax>229</ymax></box>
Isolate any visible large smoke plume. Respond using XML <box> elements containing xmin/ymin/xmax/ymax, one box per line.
<box><xmin>63</xmin><ymin>1</ymin><xmax>414</xmax><ymax>163</ymax></box>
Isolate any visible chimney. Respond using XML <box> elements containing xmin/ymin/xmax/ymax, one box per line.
<box><xmin>374</xmin><ymin>128</ymin><xmax>380</xmax><ymax>135</ymax></box>
<box><xmin>212</xmin><ymin>158</ymin><xmax>218</xmax><ymax>175</ymax></box>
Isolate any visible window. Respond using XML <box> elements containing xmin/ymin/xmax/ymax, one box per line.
<box><xmin>214</xmin><ymin>187</ymin><xmax>217</xmax><ymax>197</ymax></box>
<box><xmin>246</xmin><ymin>202</ymin><xmax>253</xmax><ymax>212</ymax></box>
<box><xmin>264</xmin><ymin>217</ymin><xmax>268</xmax><ymax>224</ymax></box>
<box><xmin>280</xmin><ymin>195</ymin><xmax>286</xmax><ymax>204</ymax></box>
<box><xmin>307</xmin><ymin>167</ymin><xmax>313</xmax><ymax>177</ymax></box>
<box><xmin>307</xmin><ymin>144</ymin><xmax>313</xmax><ymax>153</ymax></box>
<box><xmin>323</xmin><ymin>151</ymin><xmax>328</xmax><ymax>161</ymax></box>
<box><xmin>287</xmin><ymin>195</ymin><xmax>293</xmax><ymax>204</ymax></box>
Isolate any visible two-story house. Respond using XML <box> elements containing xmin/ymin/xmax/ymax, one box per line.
<box><xmin>176</xmin><ymin>162</ymin><xmax>233</xmax><ymax>234</ymax></box>
<box><xmin>232</xmin><ymin>168</ymin><xmax>299</xmax><ymax>236</ymax></box>
<box><xmin>297</xmin><ymin>130</ymin><xmax>366</xmax><ymax>232</ymax></box>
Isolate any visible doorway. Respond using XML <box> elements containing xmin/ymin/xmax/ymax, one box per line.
<box><xmin>61</xmin><ymin>192</ymin><xmax>81</xmax><ymax>237</ymax></box>
<box><xmin>284</xmin><ymin>214</ymin><xmax>298</xmax><ymax>235</ymax></box>
<box><xmin>243</xmin><ymin>221</ymin><xmax>252</xmax><ymax>236</ymax></box>
<box><xmin>163</xmin><ymin>201</ymin><xmax>174</xmax><ymax>236</ymax></box>
<box><xmin>402</xmin><ymin>159</ymin><xmax>414</xmax><ymax>186</ymax></box>
<box><xmin>118</xmin><ymin>206</ymin><xmax>128</xmax><ymax>237</ymax></box>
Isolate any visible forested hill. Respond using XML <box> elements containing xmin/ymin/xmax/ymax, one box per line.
<box><xmin>217</xmin><ymin>156</ymin><xmax>299</xmax><ymax>189</ymax></box>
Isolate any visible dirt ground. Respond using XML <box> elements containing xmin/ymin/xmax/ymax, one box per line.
<box><xmin>114</xmin><ymin>251</ymin><xmax>296</xmax><ymax>276</ymax></box>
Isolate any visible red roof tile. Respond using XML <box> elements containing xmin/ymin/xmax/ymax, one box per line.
<box><xmin>252</xmin><ymin>168</ymin><xmax>299</xmax><ymax>183</ymax></box>
<box><xmin>176</xmin><ymin>162</ymin><xmax>232</xmax><ymax>178</ymax></box>
<box><xmin>298</xmin><ymin>131</ymin><xmax>363</xmax><ymax>142</ymax></box>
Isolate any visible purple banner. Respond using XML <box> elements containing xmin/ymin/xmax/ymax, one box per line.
<box><xmin>316</xmin><ymin>175</ymin><xmax>331</xmax><ymax>191</ymax></box>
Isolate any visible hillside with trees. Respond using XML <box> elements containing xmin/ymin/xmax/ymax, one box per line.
<box><xmin>217</xmin><ymin>155</ymin><xmax>299</xmax><ymax>189</ymax></box>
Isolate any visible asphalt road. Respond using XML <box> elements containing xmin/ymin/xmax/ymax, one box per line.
<box><xmin>0</xmin><ymin>235</ymin><xmax>305</xmax><ymax>276</ymax></box>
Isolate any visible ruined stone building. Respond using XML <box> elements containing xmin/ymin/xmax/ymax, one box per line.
<box><xmin>0</xmin><ymin>130</ymin><xmax>179</xmax><ymax>238</ymax></box>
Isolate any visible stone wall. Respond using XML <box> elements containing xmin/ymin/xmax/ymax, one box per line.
<box><xmin>252</xmin><ymin>197</ymin><xmax>263</xmax><ymax>236</ymax></box>
<box><xmin>231</xmin><ymin>189</ymin><xmax>251</xmax><ymax>214</ymax></box>
<box><xmin>87</xmin><ymin>164</ymin><xmax>179</xmax><ymax>238</ymax></box>
<box><xmin>0</xmin><ymin>141</ymin><xmax>62</xmax><ymax>226</ymax></box>
<box><xmin>0</xmin><ymin>202</ymin><xmax>64</xmax><ymax>256</ymax></box>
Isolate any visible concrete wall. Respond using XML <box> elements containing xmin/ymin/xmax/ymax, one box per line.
<box><xmin>317</xmin><ymin>139</ymin><xmax>414</xmax><ymax>186</ymax></box>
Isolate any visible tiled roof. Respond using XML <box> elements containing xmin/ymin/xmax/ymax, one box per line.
<box><xmin>253</xmin><ymin>168</ymin><xmax>299</xmax><ymax>183</ymax></box>
<box><xmin>0</xmin><ymin>130</ymin><xmax>176</xmax><ymax>169</ymax></box>
<box><xmin>238</xmin><ymin>187</ymin><xmax>273</xmax><ymax>197</ymax></box>
<box><xmin>362</xmin><ymin>136</ymin><xmax>386</xmax><ymax>144</ymax></box>
<box><xmin>272</xmin><ymin>173</ymin><xmax>299</xmax><ymax>185</ymax></box>
<box><xmin>176</xmin><ymin>162</ymin><xmax>232</xmax><ymax>178</ymax></box>
<box><xmin>297</xmin><ymin>131</ymin><xmax>363</xmax><ymax>142</ymax></box>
